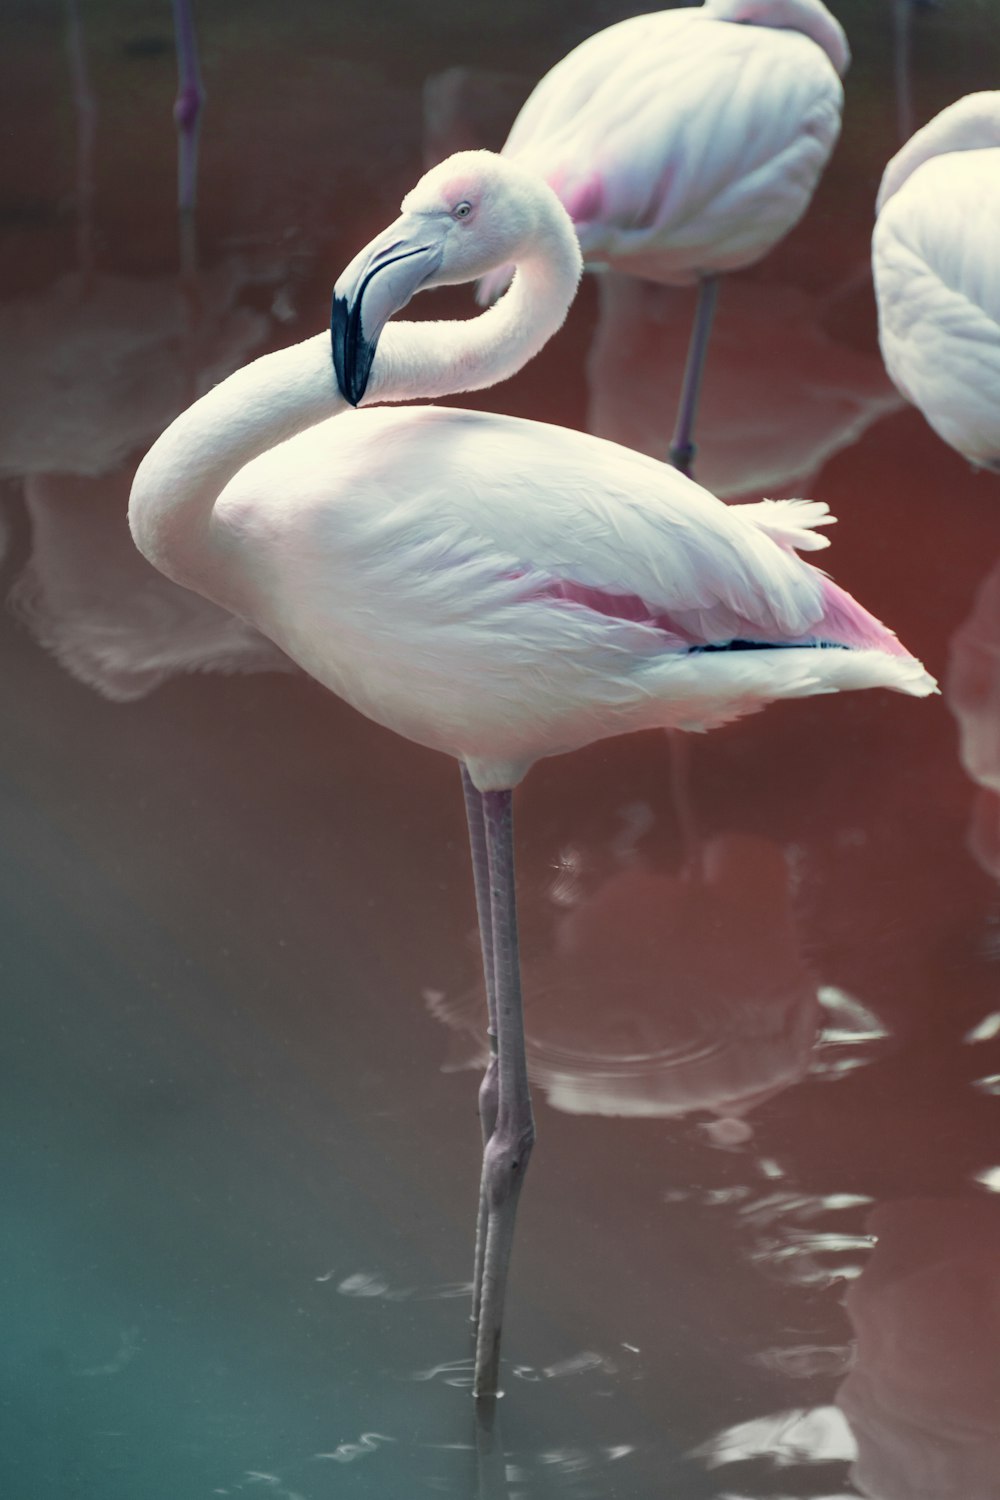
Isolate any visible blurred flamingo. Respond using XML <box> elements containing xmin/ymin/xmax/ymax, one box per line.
<box><xmin>947</xmin><ymin>551</ymin><xmax>1000</xmax><ymax>882</ymax></box>
<box><xmin>837</xmin><ymin>1199</ymin><xmax>1000</xmax><ymax>1499</ymax></box>
<box><xmin>478</xmin><ymin>0</ymin><xmax>849</xmax><ymax>474</ymax></box>
<box><xmin>129</xmin><ymin>151</ymin><xmax>935</xmax><ymax>1397</ymax></box>
<box><xmin>873</xmin><ymin>91</ymin><xmax>1000</xmax><ymax>472</ymax></box>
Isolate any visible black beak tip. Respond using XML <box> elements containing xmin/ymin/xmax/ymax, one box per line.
<box><xmin>330</xmin><ymin>292</ymin><xmax>373</xmax><ymax>408</ymax></box>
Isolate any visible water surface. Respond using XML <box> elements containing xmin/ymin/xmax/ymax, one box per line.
<box><xmin>2</xmin><ymin>2</ymin><xmax>999</xmax><ymax>1496</ymax></box>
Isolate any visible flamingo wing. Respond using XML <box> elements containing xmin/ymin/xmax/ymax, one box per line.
<box><xmin>241</xmin><ymin>406</ymin><xmax>836</xmax><ymax>645</ymax></box>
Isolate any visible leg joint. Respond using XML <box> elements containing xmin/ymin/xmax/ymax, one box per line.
<box><xmin>482</xmin><ymin>1122</ymin><xmax>535</xmax><ymax>1208</ymax></box>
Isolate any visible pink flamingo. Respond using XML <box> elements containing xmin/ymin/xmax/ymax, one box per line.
<box><xmin>479</xmin><ymin>0</ymin><xmax>850</xmax><ymax>474</ymax></box>
<box><xmin>873</xmin><ymin>92</ymin><xmax>1000</xmax><ymax>473</ymax></box>
<box><xmin>128</xmin><ymin>151</ymin><xmax>935</xmax><ymax>1397</ymax></box>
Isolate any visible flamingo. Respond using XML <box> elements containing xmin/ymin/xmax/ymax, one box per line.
<box><xmin>837</xmin><ymin>1199</ymin><xmax>1000</xmax><ymax>1499</ymax></box>
<box><xmin>128</xmin><ymin>150</ymin><xmax>935</xmax><ymax>1398</ymax></box>
<box><xmin>873</xmin><ymin>91</ymin><xmax>1000</xmax><ymax>473</ymax></box>
<box><xmin>478</xmin><ymin>0</ymin><xmax>850</xmax><ymax>474</ymax></box>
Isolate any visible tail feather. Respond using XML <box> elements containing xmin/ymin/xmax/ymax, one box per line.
<box><xmin>737</xmin><ymin>497</ymin><xmax>835</xmax><ymax>552</ymax></box>
<box><xmin>818</xmin><ymin>575</ymin><xmax>921</xmax><ymax>666</ymax></box>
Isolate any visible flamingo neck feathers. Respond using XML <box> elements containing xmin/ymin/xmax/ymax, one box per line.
<box><xmin>128</xmin><ymin>217</ymin><xmax>582</xmax><ymax>589</ymax></box>
<box><xmin>877</xmin><ymin>90</ymin><xmax>1000</xmax><ymax>212</ymax></box>
<box><xmin>705</xmin><ymin>0</ymin><xmax>850</xmax><ymax>76</ymax></box>
<box><xmin>364</xmin><ymin>221</ymin><xmax>582</xmax><ymax>405</ymax></box>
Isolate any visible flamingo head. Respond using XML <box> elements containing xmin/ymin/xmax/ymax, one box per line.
<box><xmin>331</xmin><ymin>150</ymin><xmax>579</xmax><ymax>405</ymax></box>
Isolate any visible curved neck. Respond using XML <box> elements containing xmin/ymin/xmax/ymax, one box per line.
<box><xmin>128</xmin><ymin>230</ymin><xmax>580</xmax><ymax>588</ymax></box>
<box><xmin>707</xmin><ymin>0</ymin><xmax>850</xmax><ymax>76</ymax></box>
<box><xmin>877</xmin><ymin>91</ymin><xmax>1000</xmax><ymax>212</ymax></box>
<box><xmin>369</xmin><ymin>224</ymin><xmax>581</xmax><ymax>404</ymax></box>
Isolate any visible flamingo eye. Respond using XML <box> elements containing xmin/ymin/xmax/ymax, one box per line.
<box><xmin>452</xmin><ymin>201</ymin><xmax>473</xmax><ymax>221</ymax></box>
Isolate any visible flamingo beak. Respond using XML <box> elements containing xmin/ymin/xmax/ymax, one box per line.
<box><xmin>331</xmin><ymin>215</ymin><xmax>444</xmax><ymax>406</ymax></box>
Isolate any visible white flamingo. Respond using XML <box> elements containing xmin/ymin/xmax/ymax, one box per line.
<box><xmin>478</xmin><ymin>0</ymin><xmax>850</xmax><ymax>473</ymax></box>
<box><xmin>129</xmin><ymin>150</ymin><xmax>935</xmax><ymax>1397</ymax></box>
<box><xmin>873</xmin><ymin>91</ymin><xmax>1000</xmax><ymax>473</ymax></box>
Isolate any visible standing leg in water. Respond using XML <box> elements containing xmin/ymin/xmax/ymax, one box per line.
<box><xmin>461</xmin><ymin>766</ymin><xmax>499</xmax><ymax>1330</ymax></box>
<box><xmin>473</xmin><ymin>789</ymin><xmax>535</xmax><ymax>1398</ymax></box>
<box><xmin>668</xmin><ymin>275</ymin><xmax>719</xmax><ymax>478</ymax></box>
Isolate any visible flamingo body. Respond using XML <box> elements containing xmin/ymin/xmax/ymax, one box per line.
<box><xmin>213</xmin><ymin>400</ymin><xmax>931</xmax><ymax>790</ymax></box>
<box><xmin>130</xmin><ymin>152</ymin><xmax>934</xmax><ymax>1393</ymax></box>
<box><xmin>479</xmin><ymin>0</ymin><xmax>848</xmax><ymax>300</ymax></box>
<box><xmin>873</xmin><ymin>93</ymin><xmax>1000</xmax><ymax>471</ymax></box>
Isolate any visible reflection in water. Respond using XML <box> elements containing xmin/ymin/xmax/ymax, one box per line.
<box><xmin>699</xmin><ymin>1200</ymin><xmax>1000</xmax><ymax>1496</ymax></box>
<box><xmin>431</xmin><ymin>833</ymin><xmax>819</xmax><ymax>1132</ymax></box>
<box><xmin>0</xmin><ymin>270</ymin><xmax>295</xmax><ymax>698</ymax></box>
<box><xmin>0</xmin><ymin>267</ymin><xmax>271</xmax><ymax>480</ymax></box>
<box><xmin>693</xmin><ymin>1401</ymin><xmax>857</xmax><ymax>1470</ymax></box>
<box><xmin>946</xmin><ymin>552</ymin><xmax>1000</xmax><ymax>880</ymax></box>
<box><xmin>586</xmin><ymin>271</ymin><xmax>902</xmax><ymax>495</ymax></box>
<box><xmin>837</xmin><ymin>1199</ymin><xmax>1000</xmax><ymax>1499</ymax></box>
<box><xmin>10</xmin><ymin>471</ymin><xmax>291</xmax><ymax>701</ymax></box>
<box><xmin>0</xmin><ymin>0</ymin><xmax>297</xmax><ymax>700</ymax></box>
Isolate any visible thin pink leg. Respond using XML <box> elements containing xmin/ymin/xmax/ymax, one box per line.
<box><xmin>172</xmin><ymin>0</ymin><xmax>204</xmax><ymax>213</ymax></box>
<box><xmin>461</xmin><ymin>766</ymin><xmax>499</xmax><ymax>1328</ymax></box>
<box><xmin>473</xmin><ymin>789</ymin><xmax>535</xmax><ymax>1398</ymax></box>
<box><xmin>668</xmin><ymin>274</ymin><xmax>719</xmax><ymax>478</ymax></box>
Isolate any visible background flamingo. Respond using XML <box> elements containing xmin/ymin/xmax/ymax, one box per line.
<box><xmin>129</xmin><ymin>150</ymin><xmax>934</xmax><ymax>1397</ymax></box>
<box><xmin>478</xmin><ymin>0</ymin><xmax>850</xmax><ymax>473</ymax></box>
<box><xmin>947</xmin><ymin>549</ymin><xmax>1000</xmax><ymax>882</ymax></box>
<box><xmin>873</xmin><ymin>91</ymin><xmax>1000</xmax><ymax>472</ymax></box>
<box><xmin>837</xmin><ymin>1199</ymin><xmax>1000</xmax><ymax>1499</ymax></box>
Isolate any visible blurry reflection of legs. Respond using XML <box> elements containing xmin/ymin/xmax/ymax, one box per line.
<box><xmin>172</xmin><ymin>0</ymin><xmax>204</xmax><ymax>216</ymax></box>
<box><xmin>667</xmin><ymin>729</ymin><xmax>701</xmax><ymax>874</ymax></box>
<box><xmin>461</xmin><ymin>767</ymin><xmax>499</xmax><ymax>1328</ymax></box>
<box><xmin>473</xmin><ymin>790</ymin><xmax>535</xmax><ymax>1398</ymax></box>
<box><xmin>668</xmin><ymin>274</ymin><xmax>718</xmax><ymax>478</ymax></box>
<box><xmin>64</xmin><ymin>0</ymin><xmax>97</xmax><ymax>282</ymax></box>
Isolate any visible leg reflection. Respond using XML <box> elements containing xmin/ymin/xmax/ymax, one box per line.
<box><xmin>474</xmin><ymin>1396</ymin><xmax>510</xmax><ymax>1500</ymax></box>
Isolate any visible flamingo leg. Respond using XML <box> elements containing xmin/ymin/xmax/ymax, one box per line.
<box><xmin>668</xmin><ymin>273</ymin><xmax>719</xmax><ymax>478</ymax></box>
<box><xmin>172</xmin><ymin>0</ymin><xmax>204</xmax><ymax>214</ymax></box>
<box><xmin>473</xmin><ymin>789</ymin><xmax>534</xmax><ymax>1398</ymax></box>
<box><xmin>461</xmin><ymin>766</ymin><xmax>499</xmax><ymax>1328</ymax></box>
<box><xmin>892</xmin><ymin>0</ymin><xmax>914</xmax><ymax>145</ymax></box>
<box><xmin>64</xmin><ymin>0</ymin><xmax>97</xmax><ymax>281</ymax></box>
